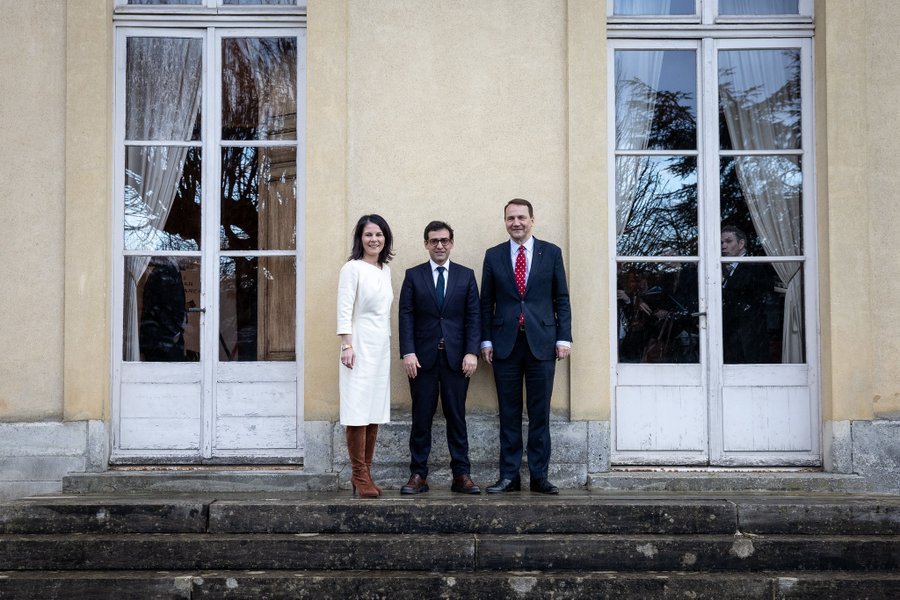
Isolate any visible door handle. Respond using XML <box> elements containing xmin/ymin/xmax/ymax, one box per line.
<box><xmin>691</xmin><ymin>311</ymin><xmax>707</xmax><ymax>317</ymax></box>
<box><xmin>187</xmin><ymin>307</ymin><xmax>206</xmax><ymax>313</ymax></box>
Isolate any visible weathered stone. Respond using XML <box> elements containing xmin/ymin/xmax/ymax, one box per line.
<box><xmin>0</xmin><ymin>499</ymin><xmax>208</xmax><ymax>534</ymax></box>
<box><xmin>209</xmin><ymin>494</ymin><xmax>736</xmax><ymax>534</ymax></box>
<box><xmin>61</xmin><ymin>471</ymin><xmax>339</xmax><ymax>494</ymax></box>
<box><xmin>587</xmin><ymin>471</ymin><xmax>868</xmax><ymax>493</ymax></box>
<box><xmin>851</xmin><ymin>420</ymin><xmax>900</xmax><ymax>493</ymax></box>
<box><xmin>737</xmin><ymin>498</ymin><xmax>900</xmax><ymax>534</ymax></box>
<box><xmin>0</xmin><ymin>571</ymin><xmax>193</xmax><ymax>599</ymax></box>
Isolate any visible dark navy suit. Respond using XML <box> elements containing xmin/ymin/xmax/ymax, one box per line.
<box><xmin>480</xmin><ymin>238</ymin><xmax>572</xmax><ymax>480</ymax></box>
<box><xmin>399</xmin><ymin>261</ymin><xmax>480</xmax><ymax>478</ymax></box>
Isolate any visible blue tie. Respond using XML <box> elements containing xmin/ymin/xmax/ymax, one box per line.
<box><xmin>436</xmin><ymin>266</ymin><xmax>445</xmax><ymax>308</ymax></box>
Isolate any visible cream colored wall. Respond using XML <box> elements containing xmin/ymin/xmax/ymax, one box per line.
<box><xmin>822</xmin><ymin>0</ymin><xmax>900</xmax><ymax>420</ymax></box>
<box><xmin>0</xmin><ymin>1</ymin><xmax>66</xmax><ymax>420</ymax></box>
<box><xmin>306</xmin><ymin>0</ymin><xmax>591</xmax><ymax>420</ymax></box>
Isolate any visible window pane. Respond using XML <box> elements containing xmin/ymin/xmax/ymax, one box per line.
<box><xmin>125</xmin><ymin>146</ymin><xmax>202</xmax><ymax>251</ymax></box>
<box><xmin>220</xmin><ymin>146</ymin><xmax>297</xmax><ymax>251</ymax></box>
<box><xmin>616</xmin><ymin>50</ymin><xmax>696</xmax><ymax>151</ymax></box>
<box><xmin>220</xmin><ymin>257</ymin><xmax>296</xmax><ymax>361</ymax></box>
<box><xmin>128</xmin><ymin>0</ymin><xmax>202</xmax><ymax>4</ymax></box>
<box><xmin>222</xmin><ymin>0</ymin><xmax>296</xmax><ymax>4</ymax></box>
<box><xmin>719</xmin><ymin>49</ymin><xmax>801</xmax><ymax>151</ymax></box>
<box><xmin>721</xmin><ymin>260</ymin><xmax>804</xmax><ymax>364</ymax></box>
<box><xmin>720</xmin><ymin>156</ymin><xmax>802</xmax><ymax>256</ymax></box>
<box><xmin>719</xmin><ymin>0</ymin><xmax>799</xmax><ymax>15</ymax></box>
<box><xmin>126</xmin><ymin>37</ymin><xmax>202</xmax><ymax>141</ymax></box>
<box><xmin>222</xmin><ymin>37</ymin><xmax>297</xmax><ymax>141</ymax></box>
<box><xmin>124</xmin><ymin>257</ymin><xmax>201</xmax><ymax>362</ymax></box>
<box><xmin>617</xmin><ymin>262</ymin><xmax>700</xmax><ymax>364</ymax></box>
<box><xmin>613</xmin><ymin>0</ymin><xmax>695</xmax><ymax>15</ymax></box>
<box><xmin>617</xmin><ymin>156</ymin><xmax>698</xmax><ymax>256</ymax></box>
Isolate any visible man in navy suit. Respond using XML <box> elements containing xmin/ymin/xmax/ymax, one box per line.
<box><xmin>480</xmin><ymin>199</ymin><xmax>572</xmax><ymax>494</ymax></box>
<box><xmin>399</xmin><ymin>221</ymin><xmax>482</xmax><ymax>494</ymax></box>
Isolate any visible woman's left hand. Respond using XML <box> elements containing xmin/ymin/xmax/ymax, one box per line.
<box><xmin>341</xmin><ymin>348</ymin><xmax>355</xmax><ymax>369</ymax></box>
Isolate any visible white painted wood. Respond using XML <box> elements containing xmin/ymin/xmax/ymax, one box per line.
<box><xmin>616</xmin><ymin>386</ymin><xmax>707</xmax><ymax>452</ymax></box>
<box><xmin>119</xmin><ymin>418</ymin><xmax>202</xmax><ymax>450</ymax></box>
<box><xmin>215</xmin><ymin>416</ymin><xmax>297</xmax><ymax>450</ymax></box>
<box><xmin>722</xmin><ymin>385</ymin><xmax>812</xmax><ymax>452</ymax></box>
<box><xmin>216</xmin><ymin>381</ymin><xmax>296</xmax><ymax>417</ymax></box>
<box><xmin>119</xmin><ymin>383</ymin><xmax>202</xmax><ymax>419</ymax></box>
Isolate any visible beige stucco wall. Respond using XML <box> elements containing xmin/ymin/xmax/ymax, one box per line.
<box><xmin>0</xmin><ymin>1</ymin><xmax>66</xmax><ymax>420</ymax></box>
<box><xmin>2</xmin><ymin>0</ymin><xmax>897</xmax><ymax>434</ymax></box>
<box><xmin>822</xmin><ymin>0</ymin><xmax>900</xmax><ymax>420</ymax></box>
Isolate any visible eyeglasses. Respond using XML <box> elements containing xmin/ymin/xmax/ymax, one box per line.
<box><xmin>427</xmin><ymin>238</ymin><xmax>453</xmax><ymax>247</ymax></box>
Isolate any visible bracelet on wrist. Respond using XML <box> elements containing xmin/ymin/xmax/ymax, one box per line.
<box><xmin>341</xmin><ymin>344</ymin><xmax>353</xmax><ymax>351</ymax></box>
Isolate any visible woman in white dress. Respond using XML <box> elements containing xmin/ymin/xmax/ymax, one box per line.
<box><xmin>337</xmin><ymin>214</ymin><xmax>394</xmax><ymax>497</ymax></box>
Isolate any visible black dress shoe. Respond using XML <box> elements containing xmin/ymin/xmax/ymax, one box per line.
<box><xmin>529</xmin><ymin>478</ymin><xmax>559</xmax><ymax>494</ymax></box>
<box><xmin>485</xmin><ymin>476</ymin><xmax>521</xmax><ymax>493</ymax></box>
<box><xmin>400</xmin><ymin>474</ymin><xmax>429</xmax><ymax>495</ymax></box>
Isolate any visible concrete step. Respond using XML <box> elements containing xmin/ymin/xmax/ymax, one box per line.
<box><xmin>588</xmin><ymin>471</ymin><xmax>869</xmax><ymax>493</ymax></box>
<box><xmin>4</xmin><ymin>492</ymin><xmax>898</xmax><ymax>535</ymax></box>
<box><xmin>62</xmin><ymin>470</ymin><xmax>339</xmax><ymax>495</ymax></box>
<box><xmin>1</xmin><ymin>570</ymin><xmax>900</xmax><ymax>599</ymax></box>
<box><xmin>2</xmin><ymin>532</ymin><xmax>898</xmax><ymax>571</ymax></box>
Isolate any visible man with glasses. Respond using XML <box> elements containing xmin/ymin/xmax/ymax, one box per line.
<box><xmin>398</xmin><ymin>221</ymin><xmax>482</xmax><ymax>494</ymax></box>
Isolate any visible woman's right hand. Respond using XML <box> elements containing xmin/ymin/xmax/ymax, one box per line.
<box><xmin>341</xmin><ymin>347</ymin><xmax>355</xmax><ymax>369</ymax></box>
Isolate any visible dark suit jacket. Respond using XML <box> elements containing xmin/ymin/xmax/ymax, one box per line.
<box><xmin>480</xmin><ymin>238</ymin><xmax>572</xmax><ymax>361</ymax></box>
<box><xmin>722</xmin><ymin>262</ymin><xmax>772</xmax><ymax>363</ymax></box>
<box><xmin>399</xmin><ymin>261</ymin><xmax>481</xmax><ymax>371</ymax></box>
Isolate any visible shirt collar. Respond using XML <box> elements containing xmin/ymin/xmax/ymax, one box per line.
<box><xmin>429</xmin><ymin>259</ymin><xmax>450</xmax><ymax>272</ymax></box>
<box><xmin>509</xmin><ymin>236</ymin><xmax>535</xmax><ymax>253</ymax></box>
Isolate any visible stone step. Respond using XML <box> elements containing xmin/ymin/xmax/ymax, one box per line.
<box><xmin>5</xmin><ymin>492</ymin><xmax>898</xmax><ymax>535</ymax></box>
<box><xmin>2</xmin><ymin>533</ymin><xmax>898</xmax><ymax>572</ymax></box>
<box><xmin>1</xmin><ymin>570</ymin><xmax>899</xmax><ymax>599</ymax></box>
<box><xmin>588</xmin><ymin>471</ymin><xmax>869</xmax><ymax>493</ymax></box>
<box><xmin>62</xmin><ymin>470</ymin><xmax>339</xmax><ymax>495</ymax></box>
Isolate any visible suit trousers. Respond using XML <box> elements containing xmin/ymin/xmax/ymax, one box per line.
<box><xmin>492</xmin><ymin>330</ymin><xmax>556</xmax><ymax>480</ymax></box>
<box><xmin>408</xmin><ymin>349</ymin><xmax>471</xmax><ymax>478</ymax></box>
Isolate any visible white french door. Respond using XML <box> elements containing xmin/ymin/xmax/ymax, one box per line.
<box><xmin>609</xmin><ymin>36</ymin><xmax>820</xmax><ymax>466</ymax></box>
<box><xmin>111</xmin><ymin>26</ymin><xmax>306</xmax><ymax>463</ymax></box>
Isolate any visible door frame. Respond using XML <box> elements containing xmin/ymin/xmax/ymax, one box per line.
<box><xmin>109</xmin><ymin>23</ymin><xmax>307</xmax><ymax>464</ymax></box>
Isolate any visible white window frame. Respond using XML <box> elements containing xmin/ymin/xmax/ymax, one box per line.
<box><xmin>607</xmin><ymin>0</ymin><xmax>813</xmax><ymax>23</ymax></box>
<box><xmin>607</xmin><ymin>12</ymin><xmax>819</xmax><ymax>466</ymax></box>
<box><xmin>110</xmin><ymin>12</ymin><xmax>307</xmax><ymax>462</ymax></box>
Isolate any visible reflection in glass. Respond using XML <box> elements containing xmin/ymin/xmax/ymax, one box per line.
<box><xmin>125</xmin><ymin>146</ymin><xmax>202</xmax><ymax>251</ymax></box>
<box><xmin>128</xmin><ymin>0</ymin><xmax>202</xmax><ymax>4</ymax></box>
<box><xmin>223</xmin><ymin>0</ymin><xmax>296</xmax><ymax>4</ymax></box>
<box><xmin>126</xmin><ymin>37</ymin><xmax>202</xmax><ymax>141</ymax></box>
<box><xmin>220</xmin><ymin>146</ymin><xmax>297</xmax><ymax>251</ymax></box>
<box><xmin>721</xmin><ymin>260</ymin><xmax>803</xmax><ymax>364</ymax></box>
<box><xmin>720</xmin><ymin>156</ymin><xmax>802</xmax><ymax>256</ymax></box>
<box><xmin>719</xmin><ymin>49</ymin><xmax>801</xmax><ymax>151</ymax></box>
<box><xmin>617</xmin><ymin>262</ymin><xmax>700</xmax><ymax>364</ymax></box>
<box><xmin>222</xmin><ymin>37</ymin><xmax>297</xmax><ymax>140</ymax></box>
<box><xmin>617</xmin><ymin>156</ymin><xmax>698</xmax><ymax>257</ymax></box>
<box><xmin>124</xmin><ymin>257</ymin><xmax>201</xmax><ymax>362</ymax></box>
<box><xmin>613</xmin><ymin>0</ymin><xmax>695</xmax><ymax>15</ymax></box>
<box><xmin>719</xmin><ymin>0</ymin><xmax>799</xmax><ymax>15</ymax></box>
<box><xmin>615</xmin><ymin>50</ymin><xmax>696</xmax><ymax>151</ymax></box>
<box><xmin>220</xmin><ymin>257</ymin><xmax>296</xmax><ymax>362</ymax></box>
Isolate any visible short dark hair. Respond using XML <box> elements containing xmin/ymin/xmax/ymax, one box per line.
<box><xmin>423</xmin><ymin>220</ymin><xmax>454</xmax><ymax>241</ymax></box>
<box><xmin>349</xmin><ymin>214</ymin><xmax>394</xmax><ymax>265</ymax></box>
<box><xmin>504</xmin><ymin>198</ymin><xmax>533</xmax><ymax>218</ymax></box>
<box><xmin>722</xmin><ymin>225</ymin><xmax>748</xmax><ymax>244</ymax></box>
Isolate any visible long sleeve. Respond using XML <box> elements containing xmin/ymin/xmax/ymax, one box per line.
<box><xmin>336</xmin><ymin>262</ymin><xmax>358</xmax><ymax>335</ymax></box>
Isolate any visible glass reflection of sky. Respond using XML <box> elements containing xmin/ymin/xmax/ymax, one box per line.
<box><xmin>617</xmin><ymin>155</ymin><xmax>698</xmax><ymax>257</ymax></box>
<box><xmin>614</xmin><ymin>0</ymin><xmax>695</xmax><ymax>15</ymax></box>
<box><xmin>719</xmin><ymin>0</ymin><xmax>798</xmax><ymax>15</ymax></box>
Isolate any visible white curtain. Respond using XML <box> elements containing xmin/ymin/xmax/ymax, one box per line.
<box><xmin>720</xmin><ymin>49</ymin><xmax>803</xmax><ymax>363</ymax></box>
<box><xmin>615</xmin><ymin>0</ymin><xmax>675</xmax><ymax>16</ymax></box>
<box><xmin>123</xmin><ymin>37</ymin><xmax>203</xmax><ymax>361</ymax></box>
<box><xmin>719</xmin><ymin>0</ymin><xmax>798</xmax><ymax>16</ymax></box>
<box><xmin>615</xmin><ymin>50</ymin><xmax>666</xmax><ymax>237</ymax></box>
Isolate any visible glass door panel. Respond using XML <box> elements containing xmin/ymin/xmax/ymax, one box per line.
<box><xmin>613</xmin><ymin>0</ymin><xmax>696</xmax><ymax>16</ymax></box>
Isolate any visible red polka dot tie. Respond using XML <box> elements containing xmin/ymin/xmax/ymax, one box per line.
<box><xmin>515</xmin><ymin>245</ymin><xmax>526</xmax><ymax>325</ymax></box>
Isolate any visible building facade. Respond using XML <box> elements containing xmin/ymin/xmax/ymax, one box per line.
<box><xmin>1</xmin><ymin>0</ymin><xmax>898</xmax><ymax>499</ymax></box>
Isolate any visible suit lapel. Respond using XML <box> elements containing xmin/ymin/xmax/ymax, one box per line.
<box><xmin>524</xmin><ymin>238</ymin><xmax>545</xmax><ymax>297</ymax></box>
<box><xmin>417</xmin><ymin>262</ymin><xmax>440</xmax><ymax>310</ymax></box>
<box><xmin>499</xmin><ymin>242</ymin><xmax>518</xmax><ymax>293</ymax></box>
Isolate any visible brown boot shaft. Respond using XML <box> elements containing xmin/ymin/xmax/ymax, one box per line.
<box><xmin>346</xmin><ymin>426</ymin><xmax>379</xmax><ymax>498</ymax></box>
<box><xmin>364</xmin><ymin>424</ymin><xmax>382</xmax><ymax>494</ymax></box>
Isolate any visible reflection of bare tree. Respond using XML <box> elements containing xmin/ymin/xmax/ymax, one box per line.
<box><xmin>617</xmin><ymin>78</ymin><xmax>698</xmax><ymax>257</ymax></box>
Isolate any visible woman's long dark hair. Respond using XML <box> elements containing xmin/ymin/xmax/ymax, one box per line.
<box><xmin>348</xmin><ymin>214</ymin><xmax>394</xmax><ymax>265</ymax></box>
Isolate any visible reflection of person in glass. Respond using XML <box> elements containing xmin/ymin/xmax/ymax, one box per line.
<box><xmin>337</xmin><ymin>214</ymin><xmax>395</xmax><ymax>498</ymax></box>
<box><xmin>721</xmin><ymin>225</ymin><xmax>771</xmax><ymax>363</ymax></box>
<box><xmin>139</xmin><ymin>257</ymin><xmax>187</xmax><ymax>362</ymax></box>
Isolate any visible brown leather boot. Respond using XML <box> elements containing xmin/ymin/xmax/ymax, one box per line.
<box><xmin>346</xmin><ymin>426</ymin><xmax>379</xmax><ymax>498</ymax></box>
<box><xmin>365</xmin><ymin>423</ymin><xmax>382</xmax><ymax>495</ymax></box>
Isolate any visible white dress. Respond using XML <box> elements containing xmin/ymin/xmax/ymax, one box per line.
<box><xmin>336</xmin><ymin>260</ymin><xmax>393</xmax><ymax>425</ymax></box>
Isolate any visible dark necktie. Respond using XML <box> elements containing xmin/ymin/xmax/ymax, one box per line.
<box><xmin>436</xmin><ymin>266</ymin><xmax>445</xmax><ymax>308</ymax></box>
<box><xmin>515</xmin><ymin>245</ymin><xmax>526</xmax><ymax>325</ymax></box>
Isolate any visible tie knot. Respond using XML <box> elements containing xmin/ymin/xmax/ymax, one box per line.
<box><xmin>518</xmin><ymin>245</ymin><xmax>525</xmax><ymax>254</ymax></box>
<box><xmin>436</xmin><ymin>266</ymin><xmax>445</xmax><ymax>274</ymax></box>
